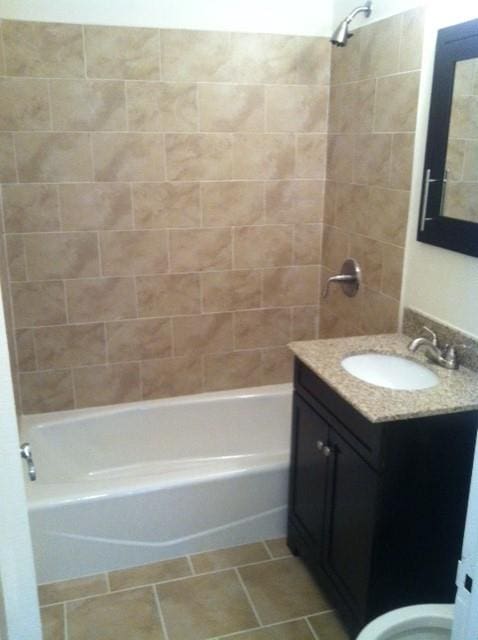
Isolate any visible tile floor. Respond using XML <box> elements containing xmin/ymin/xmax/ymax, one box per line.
<box><xmin>39</xmin><ymin>538</ymin><xmax>350</xmax><ymax>640</ymax></box>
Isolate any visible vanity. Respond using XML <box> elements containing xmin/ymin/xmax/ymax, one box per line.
<box><xmin>287</xmin><ymin>334</ymin><xmax>478</xmax><ymax>636</ymax></box>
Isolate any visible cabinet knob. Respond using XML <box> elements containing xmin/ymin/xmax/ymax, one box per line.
<box><xmin>317</xmin><ymin>440</ymin><xmax>324</xmax><ymax>450</ymax></box>
<box><xmin>323</xmin><ymin>446</ymin><xmax>332</xmax><ymax>457</ymax></box>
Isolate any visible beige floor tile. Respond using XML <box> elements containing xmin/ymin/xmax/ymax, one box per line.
<box><xmin>264</xmin><ymin>538</ymin><xmax>292</xmax><ymax>559</ymax></box>
<box><xmin>67</xmin><ymin>587</ymin><xmax>164</xmax><ymax>640</ymax></box>
<box><xmin>109</xmin><ymin>556</ymin><xmax>191</xmax><ymax>591</ymax></box>
<box><xmin>38</xmin><ymin>573</ymin><xmax>108</xmax><ymax>606</ymax></box>
<box><xmin>238</xmin><ymin>558</ymin><xmax>330</xmax><ymax>625</ymax></box>
<box><xmin>40</xmin><ymin>605</ymin><xmax>64</xmax><ymax>640</ymax></box>
<box><xmin>308</xmin><ymin>611</ymin><xmax>350</xmax><ymax>640</ymax></box>
<box><xmin>191</xmin><ymin>542</ymin><xmax>270</xmax><ymax>573</ymax></box>
<box><xmin>217</xmin><ymin>619</ymin><xmax>315</xmax><ymax>639</ymax></box>
<box><xmin>156</xmin><ymin>569</ymin><xmax>258</xmax><ymax>640</ymax></box>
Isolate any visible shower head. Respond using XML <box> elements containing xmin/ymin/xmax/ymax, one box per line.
<box><xmin>331</xmin><ymin>1</ymin><xmax>372</xmax><ymax>47</ymax></box>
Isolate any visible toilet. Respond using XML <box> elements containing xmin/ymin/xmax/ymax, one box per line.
<box><xmin>356</xmin><ymin>604</ymin><xmax>454</xmax><ymax>640</ymax></box>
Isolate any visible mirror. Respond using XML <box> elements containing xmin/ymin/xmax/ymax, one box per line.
<box><xmin>418</xmin><ymin>19</ymin><xmax>478</xmax><ymax>257</ymax></box>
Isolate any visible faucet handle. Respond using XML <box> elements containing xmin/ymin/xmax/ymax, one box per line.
<box><xmin>442</xmin><ymin>344</ymin><xmax>459</xmax><ymax>369</ymax></box>
<box><xmin>421</xmin><ymin>326</ymin><xmax>438</xmax><ymax>346</ymax></box>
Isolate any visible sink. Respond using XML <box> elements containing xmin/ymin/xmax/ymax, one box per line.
<box><xmin>341</xmin><ymin>353</ymin><xmax>439</xmax><ymax>390</ymax></box>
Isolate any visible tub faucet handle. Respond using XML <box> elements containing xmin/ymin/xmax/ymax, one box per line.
<box><xmin>20</xmin><ymin>442</ymin><xmax>36</xmax><ymax>482</ymax></box>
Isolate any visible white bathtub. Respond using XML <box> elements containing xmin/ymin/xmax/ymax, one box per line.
<box><xmin>21</xmin><ymin>383</ymin><xmax>292</xmax><ymax>584</ymax></box>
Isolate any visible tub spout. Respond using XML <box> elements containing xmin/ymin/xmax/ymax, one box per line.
<box><xmin>20</xmin><ymin>442</ymin><xmax>36</xmax><ymax>481</ymax></box>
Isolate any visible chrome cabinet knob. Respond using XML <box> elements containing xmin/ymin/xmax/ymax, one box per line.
<box><xmin>317</xmin><ymin>440</ymin><xmax>324</xmax><ymax>450</ymax></box>
<box><xmin>323</xmin><ymin>446</ymin><xmax>332</xmax><ymax>457</ymax></box>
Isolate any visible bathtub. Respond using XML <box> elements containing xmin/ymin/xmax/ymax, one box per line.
<box><xmin>21</xmin><ymin>383</ymin><xmax>292</xmax><ymax>584</ymax></box>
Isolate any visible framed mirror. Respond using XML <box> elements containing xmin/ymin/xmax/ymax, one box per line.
<box><xmin>418</xmin><ymin>18</ymin><xmax>478</xmax><ymax>258</ymax></box>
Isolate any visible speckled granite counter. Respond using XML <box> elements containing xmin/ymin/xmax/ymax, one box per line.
<box><xmin>289</xmin><ymin>334</ymin><xmax>478</xmax><ymax>423</ymax></box>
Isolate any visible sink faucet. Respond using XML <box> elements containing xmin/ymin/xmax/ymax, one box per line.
<box><xmin>408</xmin><ymin>326</ymin><xmax>459</xmax><ymax>370</ymax></box>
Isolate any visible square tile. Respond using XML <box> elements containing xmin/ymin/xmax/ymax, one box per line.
<box><xmin>191</xmin><ymin>543</ymin><xmax>270</xmax><ymax>573</ymax></box>
<box><xmin>109</xmin><ymin>557</ymin><xmax>191</xmax><ymax>591</ymax></box>
<box><xmin>39</xmin><ymin>574</ymin><xmax>108</xmax><ymax>606</ymax></box>
<box><xmin>308</xmin><ymin>611</ymin><xmax>350</xmax><ymax>640</ymax></box>
<box><xmin>156</xmin><ymin>570</ymin><xmax>258</xmax><ymax>640</ymax></box>
<box><xmin>216</xmin><ymin>619</ymin><xmax>315</xmax><ymax>639</ymax></box>
<box><xmin>40</xmin><ymin>605</ymin><xmax>65</xmax><ymax>640</ymax></box>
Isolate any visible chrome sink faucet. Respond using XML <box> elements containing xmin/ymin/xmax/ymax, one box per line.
<box><xmin>408</xmin><ymin>326</ymin><xmax>459</xmax><ymax>370</ymax></box>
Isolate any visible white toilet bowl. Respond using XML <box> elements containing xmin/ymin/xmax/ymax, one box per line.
<box><xmin>356</xmin><ymin>604</ymin><xmax>454</xmax><ymax>640</ymax></box>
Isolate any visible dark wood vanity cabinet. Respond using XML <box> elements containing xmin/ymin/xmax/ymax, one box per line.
<box><xmin>288</xmin><ymin>358</ymin><xmax>477</xmax><ymax>636</ymax></box>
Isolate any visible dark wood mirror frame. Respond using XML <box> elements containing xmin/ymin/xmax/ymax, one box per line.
<box><xmin>417</xmin><ymin>18</ymin><xmax>478</xmax><ymax>258</ymax></box>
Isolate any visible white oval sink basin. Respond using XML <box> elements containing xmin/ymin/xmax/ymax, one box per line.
<box><xmin>341</xmin><ymin>353</ymin><xmax>439</xmax><ymax>390</ymax></box>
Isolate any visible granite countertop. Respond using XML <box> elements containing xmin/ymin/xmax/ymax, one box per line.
<box><xmin>289</xmin><ymin>334</ymin><xmax>478</xmax><ymax>423</ymax></box>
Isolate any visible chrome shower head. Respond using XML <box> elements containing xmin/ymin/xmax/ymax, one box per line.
<box><xmin>330</xmin><ymin>1</ymin><xmax>372</xmax><ymax>47</ymax></box>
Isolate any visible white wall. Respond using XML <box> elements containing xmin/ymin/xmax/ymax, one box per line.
<box><xmin>401</xmin><ymin>1</ymin><xmax>478</xmax><ymax>338</ymax></box>
<box><xmin>0</xmin><ymin>0</ymin><xmax>332</xmax><ymax>36</ymax></box>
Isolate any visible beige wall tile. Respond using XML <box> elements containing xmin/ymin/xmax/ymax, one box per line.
<box><xmin>166</xmin><ymin>133</ymin><xmax>232</xmax><ymax>180</ymax></box>
<box><xmin>360</xmin><ymin>187</ymin><xmax>409</xmax><ymax>245</ymax></box>
<box><xmin>50</xmin><ymin>79</ymin><xmax>127</xmax><ymax>131</ymax></box>
<box><xmin>262</xmin><ymin>538</ymin><xmax>291</xmax><ymax>559</ymax></box>
<box><xmin>20</xmin><ymin>370</ymin><xmax>74</xmax><ymax>414</ymax></box>
<box><xmin>296</xmin><ymin>134</ymin><xmax>327</xmax><ymax>179</ymax></box>
<box><xmin>260</xmin><ymin>35</ymin><xmax>299</xmax><ymax>84</ymax></box>
<box><xmin>107</xmin><ymin>318</ymin><xmax>172</xmax><ymax>362</ymax></box>
<box><xmin>202</xmin><ymin>181</ymin><xmax>264</xmax><ymax>227</ymax></box>
<box><xmin>85</xmin><ymin>26</ymin><xmax>160</xmax><ymax>79</ymax></box>
<box><xmin>294</xmin><ymin>223</ymin><xmax>322</xmax><ymax>265</ymax></box>
<box><xmin>296</xmin><ymin>36</ymin><xmax>330</xmax><ymax>85</ymax></box>
<box><xmin>374</xmin><ymin>72</ymin><xmax>420</xmax><ymax>132</ymax></box>
<box><xmin>353</xmin><ymin>134</ymin><xmax>392</xmax><ymax>187</ymax></box>
<box><xmin>73</xmin><ymin>362</ymin><xmax>141</xmax><ymax>408</ymax></box>
<box><xmin>381</xmin><ymin>244</ymin><xmax>404</xmax><ymax>299</ymax></box>
<box><xmin>0</xmin><ymin>78</ymin><xmax>50</xmax><ymax>130</ymax></box>
<box><xmin>308</xmin><ymin>611</ymin><xmax>349</xmax><ymax>640</ymax></box>
<box><xmin>133</xmin><ymin>182</ymin><xmax>200</xmax><ymax>228</ymax></box>
<box><xmin>229</xmin><ymin>33</ymin><xmax>267</xmax><ymax>84</ymax></box>
<box><xmin>173</xmin><ymin>313</ymin><xmax>233</xmax><ymax>355</ymax></box>
<box><xmin>141</xmin><ymin>355</ymin><xmax>203</xmax><ymax>399</ymax></box>
<box><xmin>136</xmin><ymin>273</ymin><xmax>201</xmax><ymax>317</ymax></box>
<box><xmin>39</xmin><ymin>574</ymin><xmax>108</xmax><ymax>606</ymax></box>
<box><xmin>24</xmin><ymin>232</ymin><xmax>99</xmax><ymax>280</ymax></box>
<box><xmin>232</xmin><ymin>133</ymin><xmax>295</xmax><ymax>180</ymax></box>
<box><xmin>15</xmin><ymin>132</ymin><xmax>92</xmax><ymax>183</ymax></box>
<box><xmin>204</xmin><ymin>350</ymin><xmax>262</xmax><ymax>391</ymax></box>
<box><xmin>66</xmin><ymin>278</ymin><xmax>136</xmax><ymax>322</ymax></box>
<box><xmin>157</xmin><ymin>570</ymin><xmax>257</xmax><ymax>640</ymax></box>
<box><xmin>2</xmin><ymin>20</ymin><xmax>84</xmax><ymax>77</ymax></box>
<box><xmin>266</xmin><ymin>85</ymin><xmax>328</xmax><ymax>133</ymax></box>
<box><xmin>191</xmin><ymin>543</ymin><xmax>269</xmax><ymax>573</ymax></box>
<box><xmin>326</xmin><ymin>135</ymin><xmax>355</xmax><ymax>183</ymax></box>
<box><xmin>390</xmin><ymin>133</ymin><xmax>415</xmax><ymax>190</ymax></box>
<box><xmin>170</xmin><ymin>228</ymin><xmax>232</xmax><ymax>272</ymax></box>
<box><xmin>126</xmin><ymin>82</ymin><xmax>198</xmax><ymax>131</ymax></box>
<box><xmin>161</xmin><ymin>30</ymin><xmax>232</xmax><ymax>82</ymax></box>
<box><xmin>235</xmin><ymin>308</ymin><xmax>290</xmax><ymax>349</ymax></box>
<box><xmin>233</xmin><ymin>226</ymin><xmax>293</xmax><ymax>269</ymax></box>
<box><xmin>109</xmin><ymin>557</ymin><xmax>191</xmax><ymax>591</ymax></box>
<box><xmin>40</xmin><ymin>604</ymin><xmax>64</xmax><ymax>640</ymax></box>
<box><xmin>2</xmin><ymin>184</ymin><xmax>60</xmax><ymax>233</ymax></box>
<box><xmin>291</xmin><ymin>306</ymin><xmax>318</xmax><ymax>341</ymax></box>
<box><xmin>199</xmin><ymin>84</ymin><xmax>264</xmax><ymax>132</ymax></box>
<box><xmin>265</xmin><ymin>180</ymin><xmax>324</xmax><ymax>224</ymax></box>
<box><xmin>59</xmin><ymin>183</ymin><xmax>133</xmax><ymax>231</ymax></box>
<box><xmin>5</xmin><ymin>235</ymin><xmax>27</xmax><ymax>281</ymax></box>
<box><xmin>349</xmin><ymin>235</ymin><xmax>383</xmax><ymax>291</ymax></box>
<box><xmin>331</xmin><ymin>30</ymin><xmax>361</xmax><ymax>85</ymax></box>
<box><xmin>323</xmin><ymin>180</ymin><xmax>337</xmax><ymax>226</ymax></box>
<box><xmin>0</xmin><ymin>133</ymin><xmax>17</xmax><ymax>182</ymax></box>
<box><xmin>359</xmin><ymin>15</ymin><xmax>401</xmax><ymax>80</ymax></box>
<box><xmin>334</xmin><ymin>183</ymin><xmax>369</xmax><ymax>232</ymax></box>
<box><xmin>15</xmin><ymin>329</ymin><xmax>37</xmax><ymax>371</ymax></box>
<box><xmin>67</xmin><ymin>587</ymin><xmax>164</xmax><ymax>640</ymax></box>
<box><xmin>93</xmin><ymin>133</ymin><xmax>164</xmax><ymax>181</ymax></box>
<box><xmin>34</xmin><ymin>324</ymin><xmax>105</xmax><ymax>369</ymax></box>
<box><xmin>100</xmin><ymin>230</ymin><xmax>168</xmax><ymax>275</ymax></box>
<box><xmin>12</xmin><ymin>281</ymin><xmax>66</xmax><ymax>328</ymax></box>
<box><xmin>261</xmin><ymin>347</ymin><xmax>293</xmax><ymax>384</ymax></box>
<box><xmin>319</xmin><ymin>307</ymin><xmax>363</xmax><ymax>339</ymax></box>
<box><xmin>201</xmin><ymin>270</ymin><xmax>261</xmax><ymax>312</ymax></box>
<box><xmin>262</xmin><ymin>266</ymin><xmax>319</xmax><ymax>307</ymax></box>
<box><xmin>400</xmin><ymin>8</ymin><xmax>424</xmax><ymax>72</ymax></box>
<box><xmin>321</xmin><ymin>226</ymin><xmax>349</xmax><ymax>272</ymax></box>
<box><xmin>360</xmin><ymin>288</ymin><xmax>399</xmax><ymax>334</ymax></box>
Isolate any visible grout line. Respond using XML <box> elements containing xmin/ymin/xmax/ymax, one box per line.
<box><xmin>234</xmin><ymin>567</ymin><xmax>263</xmax><ymax>627</ymax></box>
<box><xmin>104</xmin><ymin>572</ymin><xmax>111</xmax><ymax>593</ymax></box>
<box><xmin>262</xmin><ymin>539</ymin><xmax>274</xmax><ymax>560</ymax></box>
<box><xmin>186</xmin><ymin>554</ymin><xmax>196</xmax><ymax>575</ymax></box>
<box><xmin>63</xmin><ymin>601</ymin><xmax>68</xmax><ymax>640</ymax></box>
<box><xmin>305</xmin><ymin>615</ymin><xmax>320</xmax><ymax>639</ymax></box>
<box><xmin>153</xmin><ymin>584</ymin><xmax>171</xmax><ymax>640</ymax></box>
<box><xmin>81</xmin><ymin>26</ymin><xmax>88</xmax><ymax>79</ymax></box>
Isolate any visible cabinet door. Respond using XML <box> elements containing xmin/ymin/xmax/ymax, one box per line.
<box><xmin>290</xmin><ymin>393</ymin><xmax>329</xmax><ymax>546</ymax></box>
<box><xmin>323</xmin><ymin>428</ymin><xmax>378</xmax><ymax>616</ymax></box>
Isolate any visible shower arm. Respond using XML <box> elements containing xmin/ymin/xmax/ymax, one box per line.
<box><xmin>345</xmin><ymin>3</ymin><xmax>372</xmax><ymax>25</ymax></box>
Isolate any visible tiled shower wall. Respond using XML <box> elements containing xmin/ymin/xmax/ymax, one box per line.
<box><xmin>0</xmin><ymin>21</ymin><xmax>330</xmax><ymax>413</ymax></box>
<box><xmin>319</xmin><ymin>8</ymin><xmax>424</xmax><ymax>338</ymax></box>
